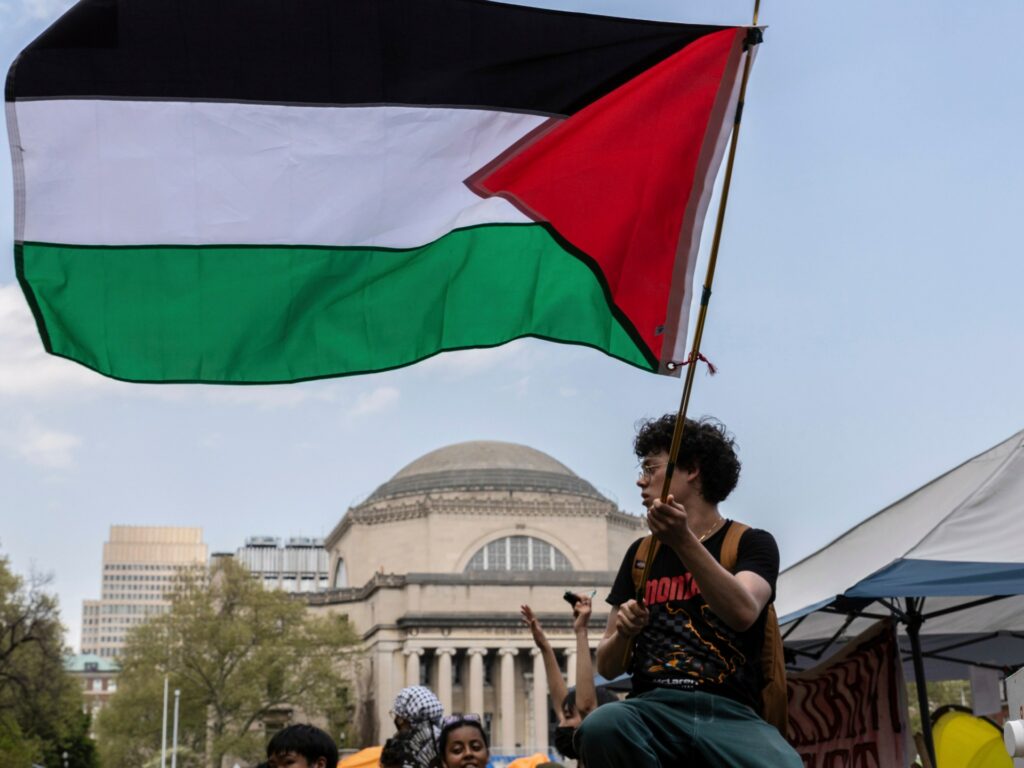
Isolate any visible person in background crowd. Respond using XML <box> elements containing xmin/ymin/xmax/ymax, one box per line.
<box><xmin>435</xmin><ymin>714</ymin><xmax>489</xmax><ymax>768</ymax></box>
<box><xmin>521</xmin><ymin>592</ymin><xmax>616</xmax><ymax>761</ymax></box>
<box><xmin>380</xmin><ymin>730</ymin><xmax>417</xmax><ymax>768</ymax></box>
<box><xmin>265</xmin><ymin>723</ymin><xmax>339</xmax><ymax>768</ymax></box>
<box><xmin>392</xmin><ymin>685</ymin><xmax>445</xmax><ymax>768</ymax></box>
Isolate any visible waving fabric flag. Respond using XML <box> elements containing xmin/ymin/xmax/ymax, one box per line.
<box><xmin>7</xmin><ymin>0</ymin><xmax>757</xmax><ymax>383</ymax></box>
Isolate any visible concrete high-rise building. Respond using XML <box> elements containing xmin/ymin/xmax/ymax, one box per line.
<box><xmin>235</xmin><ymin>536</ymin><xmax>330</xmax><ymax>593</ymax></box>
<box><xmin>80</xmin><ymin>526</ymin><xmax>208</xmax><ymax>658</ymax></box>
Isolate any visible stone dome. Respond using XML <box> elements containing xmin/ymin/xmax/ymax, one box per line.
<box><xmin>365</xmin><ymin>441</ymin><xmax>607</xmax><ymax>502</ymax></box>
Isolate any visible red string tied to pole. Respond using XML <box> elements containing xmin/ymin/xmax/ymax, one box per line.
<box><xmin>670</xmin><ymin>352</ymin><xmax>717</xmax><ymax>375</ymax></box>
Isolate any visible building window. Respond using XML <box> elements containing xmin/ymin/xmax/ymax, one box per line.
<box><xmin>452</xmin><ymin>652</ymin><xmax>463</xmax><ymax>687</ymax></box>
<box><xmin>483</xmin><ymin>713</ymin><xmax>494</xmax><ymax>745</ymax></box>
<box><xmin>419</xmin><ymin>652</ymin><xmax>431</xmax><ymax>687</ymax></box>
<box><xmin>333</xmin><ymin>558</ymin><xmax>348</xmax><ymax>589</ymax></box>
<box><xmin>465</xmin><ymin>536</ymin><xmax>572</xmax><ymax>572</ymax></box>
<box><xmin>509</xmin><ymin>537</ymin><xmax>529</xmax><ymax>570</ymax></box>
<box><xmin>482</xmin><ymin>653</ymin><xmax>494</xmax><ymax>686</ymax></box>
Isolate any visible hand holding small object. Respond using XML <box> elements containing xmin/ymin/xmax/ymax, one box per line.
<box><xmin>571</xmin><ymin>593</ymin><xmax>592</xmax><ymax>633</ymax></box>
<box><xmin>615</xmin><ymin>598</ymin><xmax>650</xmax><ymax>638</ymax></box>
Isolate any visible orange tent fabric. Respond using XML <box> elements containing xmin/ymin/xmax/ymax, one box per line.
<box><xmin>337</xmin><ymin>746</ymin><xmax>383</xmax><ymax>768</ymax></box>
<box><xmin>505</xmin><ymin>753</ymin><xmax>556</xmax><ymax>768</ymax></box>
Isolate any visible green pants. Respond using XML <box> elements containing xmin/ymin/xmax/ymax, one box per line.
<box><xmin>576</xmin><ymin>688</ymin><xmax>802</xmax><ymax>768</ymax></box>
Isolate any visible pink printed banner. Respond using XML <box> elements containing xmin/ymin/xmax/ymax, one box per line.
<box><xmin>787</xmin><ymin>619</ymin><xmax>909</xmax><ymax>768</ymax></box>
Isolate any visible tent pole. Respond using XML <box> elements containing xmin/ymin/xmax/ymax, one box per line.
<box><xmin>905</xmin><ymin>598</ymin><xmax>935</xmax><ymax>767</ymax></box>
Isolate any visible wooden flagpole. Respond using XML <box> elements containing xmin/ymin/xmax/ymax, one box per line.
<box><xmin>633</xmin><ymin>0</ymin><xmax>762</xmax><ymax>606</ymax></box>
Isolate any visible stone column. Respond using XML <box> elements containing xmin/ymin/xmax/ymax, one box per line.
<box><xmin>531</xmin><ymin>648</ymin><xmax>548</xmax><ymax>751</ymax></box>
<box><xmin>467</xmin><ymin>648</ymin><xmax>487</xmax><ymax>716</ymax></box>
<box><xmin>498</xmin><ymin>648</ymin><xmax>518</xmax><ymax>751</ymax></box>
<box><xmin>404</xmin><ymin>647</ymin><xmax>424</xmax><ymax>687</ymax></box>
<box><xmin>565</xmin><ymin>648</ymin><xmax>578</xmax><ymax>688</ymax></box>
<box><xmin>436</xmin><ymin>648</ymin><xmax>456</xmax><ymax>714</ymax></box>
<box><xmin>374</xmin><ymin>641</ymin><xmax>401</xmax><ymax>744</ymax></box>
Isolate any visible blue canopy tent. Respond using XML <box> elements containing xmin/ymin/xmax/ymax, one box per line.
<box><xmin>776</xmin><ymin>428</ymin><xmax>1024</xmax><ymax>765</ymax></box>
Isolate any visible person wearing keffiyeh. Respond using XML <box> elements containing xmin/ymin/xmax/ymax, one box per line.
<box><xmin>391</xmin><ymin>685</ymin><xmax>444</xmax><ymax>768</ymax></box>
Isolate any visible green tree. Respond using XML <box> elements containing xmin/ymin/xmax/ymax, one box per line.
<box><xmin>97</xmin><ymin>558</ymin><xmax>359</xmax><ymax>768</ymax></box>
<box><xmin>0</xmin><ymin>551</ymin><xmax>97</xmax><ymax>768</ymax></box>
<box><xmin>906</xmin><ymin>679</ymin><xmax>973</xmax><ymax>734</ymax></box>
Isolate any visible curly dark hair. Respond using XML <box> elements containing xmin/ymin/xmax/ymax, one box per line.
<box><xmin>380</xmin><ymin>732</ymin><xmax>416</xmax><ymax>768</ymax></box>
<box><xmin>266</xmin><ymin>724</ymin><xmax>338</xmax><ymax>767</ymax></box>
<box><xmin>437</xmin><ymin>716</ymin><xmax>489</xmax><ymax>756</ymax></box>
<box><xmin>634</xmin><ymin>415</ymin><xmax>740</xmax><ymax>504</ymax></box>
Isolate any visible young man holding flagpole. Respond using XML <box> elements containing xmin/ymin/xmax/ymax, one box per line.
<box><xmin>578</xmin><ymin>415</ymin><xmax>801</xmax><ymax>767</ymax></box>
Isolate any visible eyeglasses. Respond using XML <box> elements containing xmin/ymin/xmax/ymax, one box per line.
<box><xmin>441</xmin><ymin>713</ymin><xmax>482</xmax><ymax>729</ymax></box>
<box><xmin>637</xmin><ymin>462</ymin><xmax>668</xmax><ymax>481</ymax></box>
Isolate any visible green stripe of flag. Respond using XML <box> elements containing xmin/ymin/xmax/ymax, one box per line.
<box><xmin>18</xmin><ymin>224</ymin><xmax>654</xmax><ymax>383</ymax></box>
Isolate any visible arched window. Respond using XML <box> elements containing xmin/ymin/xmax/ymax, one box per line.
<box><xmin>333</xmin><ymin>558</ymin><xmax>348</xmax><ymax>588</ymax></box>
<box><xmin>465</xmin><ymin>536</ymin><xmax>572</xmax><ymax>572</ymax></box>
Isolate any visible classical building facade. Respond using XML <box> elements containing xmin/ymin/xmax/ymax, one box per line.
<box><xmin>81</xmin><ymin>526</ymin><xmax>208</xmax><ymax>658</ymax></box>
<box><xmin>309</xmin><ymin>441</ymin><xmax>644</xmax><ymax>752</ymax></box>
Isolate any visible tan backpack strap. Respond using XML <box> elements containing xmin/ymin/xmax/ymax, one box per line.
<box><xmin>631</xmin><ymin>535</ymin><xmax>655</xmax><ymax>597</ymax></box>
<box><xmin>623</xmin><ymin>535</ymin><xmax>656</xmax><ymax>668</ymax></box>
<box><xmin>716</xmin><ymin>520</ymin><xmax>791</xmax><ymax>733</ymax></box>
<box><xmin>720</xmin><ymin>520</ymin><xmax>749</xmax><ymax>573</ymax></box>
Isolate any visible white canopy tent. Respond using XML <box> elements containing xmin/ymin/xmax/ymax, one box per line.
<box><xmin>776</xmin><ymin>428</ymin><xmax>1024</xmax><ymax>763</ymax></box>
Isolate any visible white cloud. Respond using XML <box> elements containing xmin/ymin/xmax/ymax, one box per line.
<box><xmin>346</xmin><ymin>386</ymin><xmax>400</xmax><ymax>418</ymax></box>
<box><xmin>0</xmin><ymin>419</ymin><xmax>82</xmax><ymax>469</ymax></box>
<box><xmin>502</xmin><ymin>376</ymin><xmax>530</xmax><ymax>399</ymax></box>
<box><xmin>198</xmin><ymin>432</ymin><xmax>224</xmax><ymax>449</ymax></box>
<box><xmin>0</xmin><ymin>283</ymin><xmax>333</xmax><ymax>408</ymax></box>
<box><xmin>0</xmin><ymin>0</ymin><xmax>71</xmax><ymax>32</ymax></box>
<box><xmin>415</xmin><ymin>339</ymin><xmax>541</xmax><ymax>379</ymax></box>
<box><xmin>0</xmin><ymin>284</ymin><xmax>116</xmax><ymax>398</ymax></box>
<box><xmin>18</xmin><ymin>426</ymin><xmax>80</xmax><ymax>468</ymax></box>
<box><xmin>202</xmin><ymin>385</ymin><xmax>340</xmax><ymax>411</ymax></box>
<box><xmin>11</xmin><ymin>0</ymin><xmax>71</xmax><ymax>22</ymax></box>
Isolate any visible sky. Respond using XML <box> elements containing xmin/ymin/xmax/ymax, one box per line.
<box><xmin>2</xmin><ymin>0</ymin><xmax>1023</xmax><ymax>651</ymax></box>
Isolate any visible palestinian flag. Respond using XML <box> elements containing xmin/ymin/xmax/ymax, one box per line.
<box><xmin>6</xmin><ymin>0</ymin><xmax>759</xmax><ymax>383</ymax></box>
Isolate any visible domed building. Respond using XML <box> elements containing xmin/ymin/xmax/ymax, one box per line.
<box><xmin>309</xmin><ymin>441</ymin><xmax>644</xmax><ymax>752</ymax></box>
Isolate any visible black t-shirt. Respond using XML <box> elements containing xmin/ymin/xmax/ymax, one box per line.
<box><xmin>607</xmin><ymin>521</ymin><xmax>780</xmax><ymax>712</ymax></box>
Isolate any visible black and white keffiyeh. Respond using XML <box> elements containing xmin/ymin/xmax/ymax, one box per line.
<box><xmin>392</xmin><ymin>685</ymin><xmax>444</xmax><ymax>768</ymax></box>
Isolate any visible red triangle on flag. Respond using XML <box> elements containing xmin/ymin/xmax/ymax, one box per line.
<box><xmin>471</xmin><ymin>26</ymin><xmax>749</xmax><ymax>367</ymax></box>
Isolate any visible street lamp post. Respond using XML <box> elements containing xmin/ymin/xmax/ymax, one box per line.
<box><xmin>161</xmin><ymin>676</ymin><xmax>169</xmax><ymax>768</ymax></box>
<box><xmin>170</xmin><ymin>689</ymin><xmax>181</xmax><ymax>768</ymax></box>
